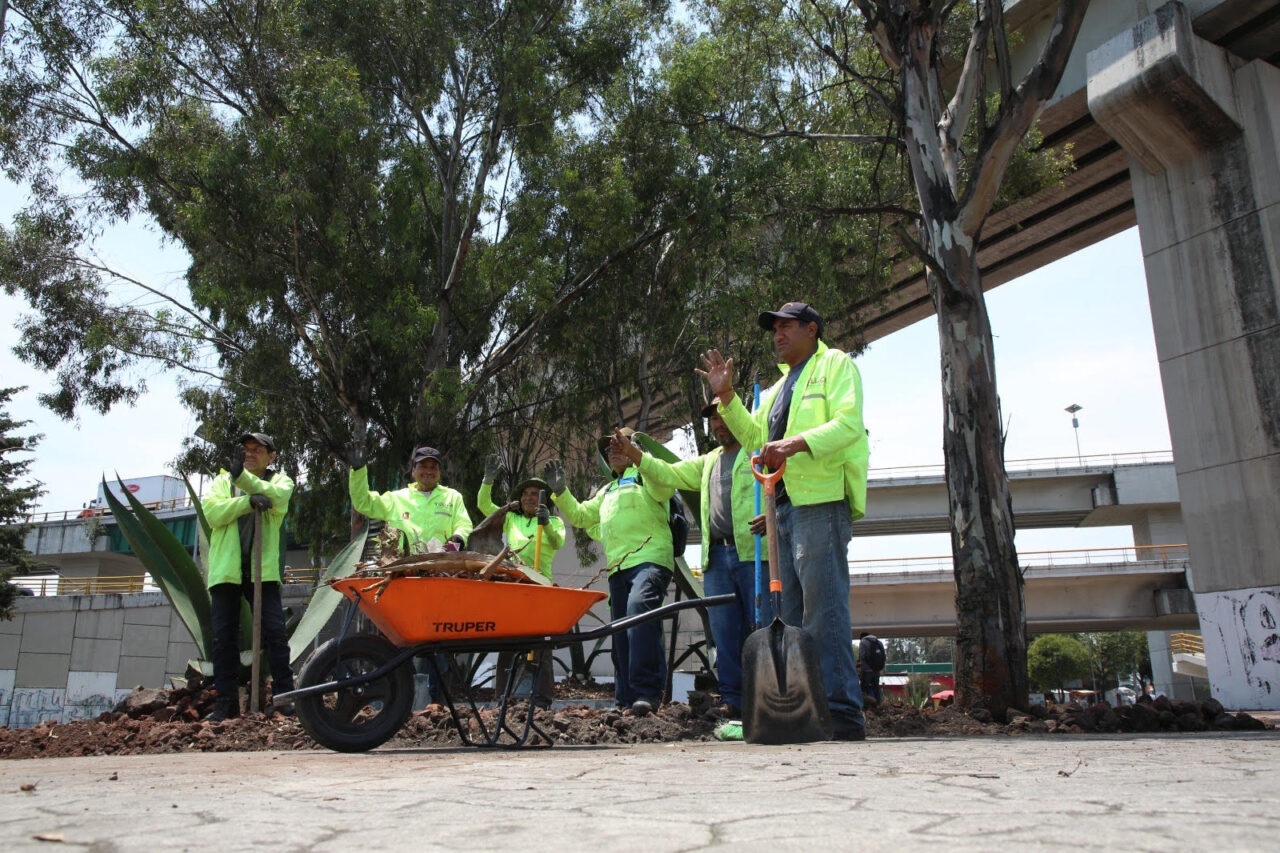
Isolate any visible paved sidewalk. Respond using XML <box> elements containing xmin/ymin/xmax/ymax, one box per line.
<box><xmin>2</xmin><ymin>733</ymin><xmax>1278</xmax><ymax>850</ymax></box>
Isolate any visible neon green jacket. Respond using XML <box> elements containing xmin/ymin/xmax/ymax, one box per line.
<box><xmin>552</xmin><ymin>465</ymin><xmax>674</xmax><ymax>574</ymax></box>
<box><xmin>720</xmin><ymin>339</ymin><xmax>869</xmax><ymax>520</ymax></box>
<box><xmin>349</xmin><ymin>466</ymin><xmax>473</xmax><ymax>549</ymax></box>
<box><xmin>636</xmin><ymin>445</ymin><xmax>764</xmax><ymax>567</ymax></box>
<box><xmin>477</xmin><ymin>482</ymin><xmax>566</xmax><ymax>579</ymax></box>
<box><xmin>202</xmin><ymin>469</ymin><xmax>294</xmax><ymax>588</ymax></box>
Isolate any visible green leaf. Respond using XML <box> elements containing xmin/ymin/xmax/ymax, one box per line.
<box><xmin>287</xmin><ymin>521</ymin><xmax>368</xmax><ymax>664</ymax></box>
<box><xmin>116</xmin><ymin>475</ymin><xmax>214</xmax><ymax>645</ymax></box>
<box><xmin>100</xmin><ymin>477</ymin><xmax>210</xmax><ymax>659</ymax></box>
<box><xmin>183</xmin><ymin>474</ymin><xmax>211</xmax><ymax>542</ymax></box>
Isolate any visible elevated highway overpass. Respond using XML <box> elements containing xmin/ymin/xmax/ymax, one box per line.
<box><xmin>847</xmin><ymin>545</ymin><xmax>1195</xmax><ymax>637</ymax></box>
<box><xmin>860</xmin><ymin>451</ymin><xmax>1181</xmax><ymax>539</ymax></box>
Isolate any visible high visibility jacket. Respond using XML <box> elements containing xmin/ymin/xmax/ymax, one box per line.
<box><xmin>636</xmin><ymin>445</ymin><xmax>764</xmax><ymax>568</ymax></box>
<box><xmin>348</xmin><ymin>466</ymin><xmax>473</xmax><ymax>549</ymax></box>
<box><xmin>477</xmin><ymin>482</ymin><xmax>566</xmax><ymax>579</ymax></box>
<box><xmin>203</xmin><ymin>469</ymin><xmax>294</xmax><ymax>588</ymax></box>
<box><xmin>719</xmin><ymin>339</ymin><xmax>869</xmax><ymax>520</ymax></box>
<box><xmin>553</xmin><ymin>465</ymin><xmax>674</xmax><ymax>574</ymax></box>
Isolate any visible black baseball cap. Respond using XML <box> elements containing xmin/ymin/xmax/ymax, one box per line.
<box><xmin>699</xmin><ymin>401</ymin><xmax>720</xmax><ymax>419</ymax></box>
<box><xmin>238</xmin><ymin>432</ymin><xmax>277</xmax><ymax>452</ymax></box>
<box><xmin>758</xmin><ymin>301</ymin><xmax>823</xmax><ymax>336</ymax></box>
<box><xmin>408</xmin><ymin>446</ymin><xmax>443</xmax><ymax>467</ymax></box>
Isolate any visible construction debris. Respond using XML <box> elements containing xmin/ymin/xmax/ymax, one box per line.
<box><xmin>0</xmin><ymin>689</ymin><xmax>1269</xmax><ymax>759</ymax></box>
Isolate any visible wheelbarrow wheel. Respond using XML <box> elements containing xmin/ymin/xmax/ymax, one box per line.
<box><xmin>295</xmin><ymin>634</ymin><xmax>413</xmax><ymax>753</ymax></box>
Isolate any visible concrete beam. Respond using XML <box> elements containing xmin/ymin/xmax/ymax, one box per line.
<box><xmin>849</xmin><ymin>560</ymin><xmax>1196</xmax><ymax>637</ymax></box>
<box><xmin>1087</xmin><ymin>2</ymin><xmax>1240</xmax><ymax>173</ymax></box>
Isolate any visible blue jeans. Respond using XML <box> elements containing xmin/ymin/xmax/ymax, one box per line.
<box><xmin>210</xmin><ymin>581</ymin><xmax>294</xmax><ymax>701</ymax></box>
<box><xmin>607</xmin><ymin>562</ymin><xmax>672</xmax><ymax>706</ymax></box>
<box><xmin>705</xmin><ymin>545</ymin><xmax>773</xmax><ymax>708</ymax></box>
<box><xmin>775</xmin><ymin>500</ymin><xmax>864</xmax><ymax>731</ymax></box>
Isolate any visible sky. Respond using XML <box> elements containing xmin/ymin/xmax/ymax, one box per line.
<box><xmin>2</xmin><ymin>173</ymin><xmax>1171</xmax><ymax>562</ymax></box>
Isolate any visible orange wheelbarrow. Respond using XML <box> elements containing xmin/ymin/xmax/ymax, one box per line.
<box><xmin>275</xmin><ymin>574</ymin><xmax>733</xmax><ymax>752</ymax></box>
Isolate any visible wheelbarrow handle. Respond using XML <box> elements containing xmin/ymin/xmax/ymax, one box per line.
<box><xmin>750</xmin><ymin>453</ymin><xmax>785</xmax><ymax>495</ymax></box>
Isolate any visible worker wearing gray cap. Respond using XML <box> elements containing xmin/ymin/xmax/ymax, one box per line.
<box><xmin>203</xmin><ymin>431</ymin><xmax>295</xmax><ymax>721</ymax></box>
<box><xmin>348</xmin><ymin>444</ymin><xmax>473</xmax><ymax>553</ymax></box>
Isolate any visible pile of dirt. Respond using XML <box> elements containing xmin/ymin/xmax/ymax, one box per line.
<box><xmin>864</xmin><ymin>694</ymin><xmax>1273</xmax><ymax>737</ymax></box>
<box><xmin>0</xmin><ymin>687</ymin><xmax>1269</xmax><ymax>760</ymax></box>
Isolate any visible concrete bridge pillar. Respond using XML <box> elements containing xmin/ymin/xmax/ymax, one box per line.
<box><xmin>1087</xmin><ymin>2</ymin><xmax>1280</xmax><ymax>708</ymax></box>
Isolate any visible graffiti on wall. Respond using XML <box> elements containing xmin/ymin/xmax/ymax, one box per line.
<box><xmin>1</xmin><ymin>688</ymin><xmax>131</xmax><ymax>728</ymax></box>
<box><xmin>1198</xmin><ymin>586</ymin><xmax>1280</xmax><ymax>707</ymax></box>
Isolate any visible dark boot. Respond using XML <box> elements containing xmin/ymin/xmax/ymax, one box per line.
<box><xmin>206</xmin><ymin>696</ymin><xmax>239</xmax><ymax>722</ymax></box>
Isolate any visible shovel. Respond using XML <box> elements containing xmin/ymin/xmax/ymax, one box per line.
<box><xmin>741</xmin><ymin>456</ymin><xmax>832</xmax><ymax>744</ymax></box>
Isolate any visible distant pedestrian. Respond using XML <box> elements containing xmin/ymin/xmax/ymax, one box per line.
<box><xmin>857</xmin><ymin>632</ymin><xmax>886</xmax><ymax>707</ymax></box>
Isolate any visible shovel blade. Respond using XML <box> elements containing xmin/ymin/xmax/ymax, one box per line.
<box><xmin>741</xmin><ymin>618</ymin><xmax>832</xmax><ymax>744</ymax></box>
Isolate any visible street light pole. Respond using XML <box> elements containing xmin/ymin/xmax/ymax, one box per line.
<box><xmin>1064</xmin><ymin>403</ymin><xmax>1083</xmax><ymax>465</ymax></box>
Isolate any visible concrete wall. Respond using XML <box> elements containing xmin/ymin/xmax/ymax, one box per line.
<box><xmin>0</xmin><ymin>586</ymin><xmax>323</xmax><ymax>729</ymax></box>
<box><xmin>1088</xmin><ymin>2</ymin><xmax>1280</xmax><ymax>708</ymax></box>
<box><xmin>0</xmin><ymin>592</ymin><xmax>198</xmax><ymax>728</ymax></box>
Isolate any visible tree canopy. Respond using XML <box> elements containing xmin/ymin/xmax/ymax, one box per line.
<box><xmin>1027</xmin><ymin>634</ymin><xmax>1091</xmax><ymax>694</ymax></box>
<box><xmin>1</xmin><ymin>1</ymin><xmax>892</xmax><ymax>554</ymax></box>
<box><xmin>0</xmin><ymin>386</ymin><xmax>43</xmax><ymax>618</ymax></box>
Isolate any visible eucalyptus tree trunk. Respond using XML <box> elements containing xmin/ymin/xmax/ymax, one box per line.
<box><xmin>856</xmin><ymin>0</ymin><xmax>1090</xmax><ymax>716</ymax></box>
<box><xmin>929</xmin><ymin>252</ymin><xmax>1025</xmax><ymax>713</ymax></box>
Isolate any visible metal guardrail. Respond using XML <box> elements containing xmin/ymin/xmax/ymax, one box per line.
<box><xmin>15</xmin><ymin>546</ymin><xmax>1190</xmax><ymax>598</ymax></box>
<box><xmin>12</xmin><ymin>575</ymin><xmax>159</xmax><ymax>596</ymax></box>
<box><xmin>1170</xmin><ymin>632</ymin><xmax>1204</xmax><ymax>655</ymax></box>
<box><xmin>848</xmin><ymin>543</ymin><xmax>1190</xmax><ymax>573</ymax></box>
<box><xmin>13</xmin><ymin>566</ymin><xmax>327</xmax><ymax>597</ymax></box>
<box><xmin>25</xmin><ymin>496</ymin><xmax>196</xmax><ymax>524</ymax></box>
<box><xmin>22</xmin><ymin>451</ymin><xmax>1177</xmax><ymax>523</ymax></box>
<box><xmin>868</xmin><ymin>450</ymin><xmax>1174</xmax><ymax>482</ymax></box>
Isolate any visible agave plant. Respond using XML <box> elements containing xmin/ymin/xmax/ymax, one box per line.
<box><xmin>100</xmin><ymin>476</ymin><xmax>365</xmax><ymax>673</ymax></box>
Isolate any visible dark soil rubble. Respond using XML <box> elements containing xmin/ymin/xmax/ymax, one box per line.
<box><xmin>0</xmin><ymin>684</ymin><xmax>1270</xmax><ymax>759</ymax></box>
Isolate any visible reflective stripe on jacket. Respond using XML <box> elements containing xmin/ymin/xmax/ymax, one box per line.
<box><xmin>348</xmin><ymin>466</ymin><xmax>473</xmax><ymax>549</ymax></box>
<box><xmin>477</xmin><ymin>482</ymin><xmax>566</xmax><ymax>579</ymax></box>
<box><xmin>719</xmin><ymin>339</ymin><xmax>869</xmax><ymax>520</ymax></box>
<box><xmin>203</xmin><ymin>469</ymin><xmax>294</xmax><ymax>588</ymax></box>
<box><xmin>552</xmin><ymin>465</ymin><xmax>674</xmax><ymax>574</ymax></box>
<box><xmin>636</xmin><ymin>446</ymin><xmax>764</xmax><ymax>567</ymax></box>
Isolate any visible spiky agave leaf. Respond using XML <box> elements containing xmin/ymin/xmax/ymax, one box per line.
<box><xmin>287</xmin><ymin>522</ymin><xmax>369</xmax><ymax>664</ymax></box>
<box><xmin>101</xmin><ymin>477</ymin><xmax>211</xmax><ymax>659</ymax></box>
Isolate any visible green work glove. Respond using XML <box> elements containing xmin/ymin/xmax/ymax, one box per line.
<box><xmin>228</xmin><ymin>450</ymin><xmax>244</xmax><ymax>481</ymax></box>
<box><xmin>543</xmin><ymin>460</ymin><xmax>565</xmax><ymax>496</ymax></box>
<box><xmin>483</xmin><ymin>453</ymin><xmax>501</xmax><ymax>485</ymax></box>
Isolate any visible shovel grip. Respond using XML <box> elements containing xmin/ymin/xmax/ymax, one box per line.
<box><xmin>750</xmin><ymin>454</ymin><xmax>785</xmax><ymax>495</ymax></box>
<box><xmin>751</xmin><ymin>454</ymin><xmax>785</xmax><ymax>597</ymax></box>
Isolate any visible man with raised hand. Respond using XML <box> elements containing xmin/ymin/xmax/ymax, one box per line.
<box><xmin>202</xmin><ymin>431</ymin><xmax>295</xmax><ymax>722</ymax></box>
<box><xmin>696</xmin><ymin>301</ymin><xmax>870</xmax><ymax>740</ymax></box>
<box><xmin>479</xmin><ymin>456</ymin><xmax>566</xmax><ymax>707</ymax></box>
<box><xmin>543</xmin><ymin>430</ymin><xmax>674</xmax><ymax>716</ymax></box>
<box><xmin>612</xmin><ymin>403</ymin><xmax>772</xmax><ymax>719</ymax></box>
<box><xmin>348</xmin><ymin>445</ymin><xmax>473</xmax><ymax>553</ymax></box>
<box><xmin>478</xmin><ymin>455</ymin><xmax>565</xmax><ymax>578</ymax></box>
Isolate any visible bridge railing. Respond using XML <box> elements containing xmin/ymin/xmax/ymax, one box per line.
<box><xmin>868</xmin><ymin>450</ymin><xmax>1174</xmax><ymax>482</ymax></box>
<box><xmin>25</xmin><ymin>496</ymin><xmax>196</xmax><ymax>524</ymax></box>
<box><xmin>1170</xmin><ymin>632</ymin><xmax>1204</xmax><ymax>655</ymax></box>
<box><xmin>849</xmin><ymin>543</ymin><xmax>1190</xmax><ymax>573</ymax></box>
<box><xmin>12</xmin><ymin>566</ymin><xmax>326</xmax><ymax>597</ymax></box>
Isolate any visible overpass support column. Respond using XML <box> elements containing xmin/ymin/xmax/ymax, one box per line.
<box><xmin>1088</xmin><ymin>2</ymin><xmax>1280</xmax><ymax>709</ymax></box>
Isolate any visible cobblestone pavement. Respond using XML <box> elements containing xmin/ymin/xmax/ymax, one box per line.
<box><xmin>2</xmin><ymin>733</ymin><xmax>1278</xmax><ymax>850</ymax></box>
